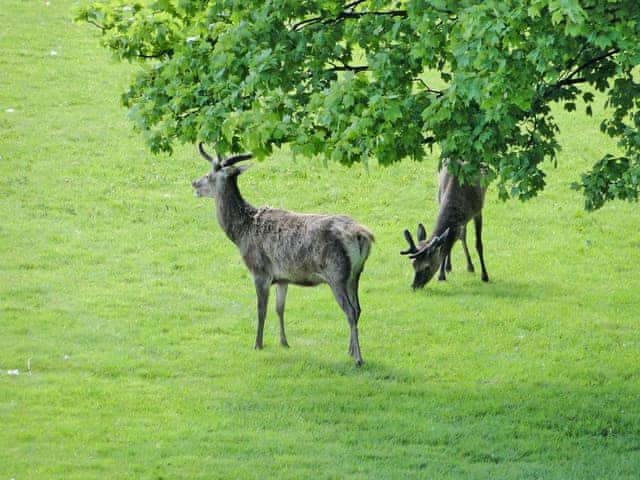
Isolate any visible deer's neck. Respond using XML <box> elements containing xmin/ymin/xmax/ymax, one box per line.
<box><xmin>215</xmin><ymin>178</ymin><xmax>256</xmax><ymax>245</ymax></box>
<box><xmin>433</xmin><ymin>204</ymin><xmax>464</xmax><ymax>238</ymax></box>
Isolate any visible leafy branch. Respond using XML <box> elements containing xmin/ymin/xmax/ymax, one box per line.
<box><xmin>291</xmin><ymin>4</ymin><xmax>407</xmax><ymax>31</ymax></box>
<box><xmin>553</xmin><ymin>48</ymin><xmax>621</xmax><ymax>90</ymax></box>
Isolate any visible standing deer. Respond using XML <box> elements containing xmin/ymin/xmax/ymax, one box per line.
<box><xmin>192</xmin><ymin>144</ymin><xmax>374</xmax><ymax>366</ymax></box>
<box><xmin>400</xmin><ymin>161</ymin><xmax>489</xmax><ymax>289</ymax></box>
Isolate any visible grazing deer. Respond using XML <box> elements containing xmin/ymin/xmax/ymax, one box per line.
<box><xmin>400</xmin><ymin>161</ymin><xmax>489</xmax><ymax>289</ymax></box>
<box><xmin>192</xmin><ymin>144</ymin><xmax>374</xmax><ymax>366</ymax></box>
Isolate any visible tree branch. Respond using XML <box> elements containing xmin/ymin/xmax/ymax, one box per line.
<box><xmin>344</xmin><ymin>0</ymin><xmax>367</xmax><ymax>10</ymax></box>
<box><xmin>555</xmin><ymin>48</ymin><xmax>620</xmax><ymax>88</ymax></box>
<box><xmin>536</xmin><ymin>47</ymin><xmax>621</xmax><ymax>102</ymax></box>
<box><xmin>326</xmin><ymin>63</ymin><xmax>368</xmax><ymax>73</ymax></box>
<box><xmin>553</xmin><ymin>77</ymin><xmax>587</xmax><ymax>88</ymax></box>
<box><xmin>84</xmin><ymin>19</ymin><xmax>106</xmax><ymax>32</ymax></box>
<box><xmin>339</xmin><ymin>10</ymin><xmax>408</xmax><ymax>20</ymax></box>
<box><xmin>291</xmin><ymin>7</ymin><xmax>407</xmax><ymax>31</ymax></box>
<box><xmin>291</xmin><ymin>16</ymin><xmax>324</xmax><ymax>31</ymax></box>
<box><xmin>177</xmin><ymin>107</ymin><xmax>200</xmax><ymax>120</ymax></box>
<box><xmin>137</xmin><ymin>49</ymin><xmax>175</xmax><ymax>59</ymax></box>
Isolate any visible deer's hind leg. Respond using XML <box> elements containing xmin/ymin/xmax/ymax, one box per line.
<box><xmin>346</xmin><ymin>270</ymin><xmax>363</xmax><ymax>357</ymax></box>
<box><xmin>330</xmin><ymin>281</ymin><xmax>363</xmax><ymax>367</ymax></box>
<box><xmin>474</xmin><ymin>214</ymin><xmax>489</xmax><ymax>282</ymax></box>
<box><xmin>275</xmin><ymin>282</ymin><xmax>289</xmax><ymax>347</ymax></box>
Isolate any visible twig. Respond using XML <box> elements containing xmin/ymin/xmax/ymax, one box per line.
<box><xmin>413</xmin><ymin>78</ymin><xmax>443</xmax><ymax>97</ymax></box>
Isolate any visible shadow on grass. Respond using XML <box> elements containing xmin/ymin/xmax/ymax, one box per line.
<box><xmin>218</xmin><ymin>351</ymin><xmax>640</xmax><ymax>476</ymax></box>
<box><xmin>407</xmin><ymin>276</ymin><xmax>568</xmax><ymax>302</ymax></box>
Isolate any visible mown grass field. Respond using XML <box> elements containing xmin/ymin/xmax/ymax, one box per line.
<box><xmin>1</xmin><ymin>1</ymin><xmax>639</xmax><ymax>478</ymax></box>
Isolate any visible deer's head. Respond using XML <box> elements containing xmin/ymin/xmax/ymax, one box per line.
<box><xmin>400</xmin><ymin>224</ymin><xmax>451</xmax><ymax>289</ymax></box>
<box><xmin>192</xmin><ymin>143</ymin><xmax>253</xmax><ymax>198</ymax></box>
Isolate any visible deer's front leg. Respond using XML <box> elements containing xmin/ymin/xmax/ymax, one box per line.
<box><xmin>253</xmin><ymin>276</ymin><xmax>270</xmax><ymax>349</ymax></box>
<box><xmin>460</xmin><ymin>225</ymin><xmax>475</xmax><ymax>273</ymax></box>
<box><xmin>438</xmin><ymin>235</ymin><xmax>456</xmax><ymax>281</ymax></box>
<box><xmin>438</xmin><ymin>258</ymin><xmax>447</xmax><ymax>281</ymax></box>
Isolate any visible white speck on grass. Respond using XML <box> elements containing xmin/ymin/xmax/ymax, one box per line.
<box><xmin>50</xmin><ymin>50</ymin><xmax>58</xmax><ymax>56</ymax></box>
<box><xmin>7</xmin><ymin>369</ymin><xmax>20</xmax><ymax>376</ymax></box>
<box><xmin>186</xmin><ymin>36</ymin><xmax>198</xmax><ymax>43</ymax></box>
<box><xmin>6</xmin><ymin>108</ymin><xmax>15</xmax><ymax>113</ymax></box>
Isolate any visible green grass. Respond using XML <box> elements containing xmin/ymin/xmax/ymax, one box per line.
<box><xmin>1</xmin><ymin>1</ymin><xmax>639</xmax><ymax>478</ymax></box>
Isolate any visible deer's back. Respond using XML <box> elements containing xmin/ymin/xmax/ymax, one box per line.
<box><xmin>438</xmin><ymin>166</ymin><xmax>485</xmax><ymax>222</ymax></box>
<box><xmin>237</xmin><ymin>207</ymin><xmax>373</xmax><ymax>285</ymax></box>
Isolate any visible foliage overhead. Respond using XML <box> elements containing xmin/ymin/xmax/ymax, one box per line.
<box><xmin>76</xmin><ymin>0</ymin><xmax>640</xmax><ymax>210</ymax></box>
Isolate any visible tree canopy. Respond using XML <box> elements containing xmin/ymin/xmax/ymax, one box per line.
<box><xmin>76</xmin><ymin>0</ymin><xmax>640</xmax><ymax>210</ymax></box>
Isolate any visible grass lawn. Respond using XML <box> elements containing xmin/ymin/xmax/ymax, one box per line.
<box><xmin>1</xmin><ymin>1</ymin><xmax>639</xmax><ymax>478</ymax></box>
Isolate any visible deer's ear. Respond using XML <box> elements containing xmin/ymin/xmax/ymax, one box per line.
<box><xmin>400</xmin><ymin>229</ymin><xmax>418</xmax><ymax>255</ymax></box>
<box><xmin>233</xmin><ymin>164</ymin><xmax>252</xmax><ymax>176</ymax></box>
<box><xmin>417</xmin><ymin>223</ymin><xmax>427</xmax><ymax>242</ymax></box>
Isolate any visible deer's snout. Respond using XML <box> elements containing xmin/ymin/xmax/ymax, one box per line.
<box><xmin>192</xmin><ymin>179</ymin><xmax>203</xmax><ymax>197</ymax></box>
<box><xmin>412</xmin><ymin>271</ymin><xmax>428</xmax><ymax>290</ymax></box>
